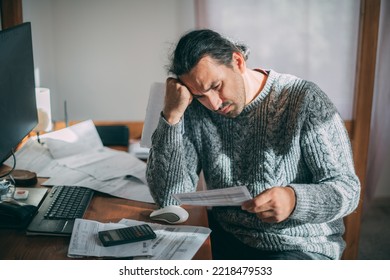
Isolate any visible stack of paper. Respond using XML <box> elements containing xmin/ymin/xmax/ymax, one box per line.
<box><xmin>68</xmin><ymin>218</ymin><xmax>211</xmax><ymax>260</ymax></box>
<box><xmin>5</xmin><ymin>120</ymin><xmax>154</xmax><ymax>203</ymax></box>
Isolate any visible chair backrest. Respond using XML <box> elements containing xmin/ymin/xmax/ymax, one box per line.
<box><xmin>95</xmin><ymin>125</ymin><xmax>130</xmax><ymax>152</ymax></box>
<box><xmin>95</xmin><ymin>125</ymin><xmax>129</xmax><ymax>146</ymax></box>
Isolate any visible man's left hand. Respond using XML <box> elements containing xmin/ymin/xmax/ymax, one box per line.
<box><xmin>241</xmin><ymin>186</ymin><xmax>296</xmax><ymax>223</ymax></box>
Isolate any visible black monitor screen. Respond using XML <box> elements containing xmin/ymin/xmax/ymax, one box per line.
<box><xmin>0</xmin><ymin>22</ymin><xmax>38</xmax><ymax>165</ymax></box>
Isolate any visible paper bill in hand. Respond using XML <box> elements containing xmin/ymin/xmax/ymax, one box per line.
<box><xmin>172</xmin><ymin>186</ymin><xmax>252</xmax><ymax>206</ymax></box>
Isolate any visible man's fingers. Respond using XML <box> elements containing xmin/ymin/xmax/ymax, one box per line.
<box><xmin>163</xmin><ymin>78</ymin><xmax>193</xmax><ymax>124</ymax></box>
<box><xmin>242</xmin><ymin>187</ymin><xmax>296</xmax><ymax>223</ymax></box>
<box><xmin>242</xmin><ymin>190</ymin><xmax>272</xmax><ymax>213</ymax></box>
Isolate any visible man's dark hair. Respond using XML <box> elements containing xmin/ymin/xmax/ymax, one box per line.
<box><xmin>168</xmin><ymin>29</ymin><xmax>250</xmax><ymax>77</ymax></box>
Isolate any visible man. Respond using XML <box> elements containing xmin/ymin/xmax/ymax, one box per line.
<box><xmin>146</xmin><ymin>29</ymin><xmax>360</xmax><ymax>260</ymax></box>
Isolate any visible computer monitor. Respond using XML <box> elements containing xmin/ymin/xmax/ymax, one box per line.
<box><xmin>0</xmin><ymin>22</ymin><xmax>38</xmax><ymax>167</ymax></box>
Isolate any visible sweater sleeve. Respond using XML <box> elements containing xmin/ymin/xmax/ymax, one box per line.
<box><xmin>288</xmin><ymin>85</ymin><xmax>360</xmax><ymax>223</ymax></box>
<box><xmin>146</xmin><ymin>114</ymin><xmax>200</xmax><ymax>207</ymax></box>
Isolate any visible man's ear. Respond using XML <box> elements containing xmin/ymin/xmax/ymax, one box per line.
<box><xmin>232</xmin><ymin>52</ymin><xmax>246</xmax><ymax>73</ymax></box>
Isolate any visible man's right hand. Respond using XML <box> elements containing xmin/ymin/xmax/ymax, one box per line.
<box><xmin>162</xmin><ymin>78</ymin><xmax>193</xmax><ymax>125</ymax></box>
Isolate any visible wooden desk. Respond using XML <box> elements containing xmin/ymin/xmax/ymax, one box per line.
<box><xmin>0</xmin><ymin>179</ymin><xmax>212</xmax><ymax>260</ymax></box>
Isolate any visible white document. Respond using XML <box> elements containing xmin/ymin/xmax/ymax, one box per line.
<box><xmin>119</xmin><ymin>219</ymin><xmax>211</xmax><ymax>260</ymax></box>
<box><xmin>72</xmin><ymin>149</ymin><xmax>147</xmax><ymax>182</ymax></box>
<box><xmin>67</xmin><ymin>219</ymin><xmax>152</xmax><ymax>258</ymax></box>
<box><xmin>56</xmin><ymin>148</ymin><xmax>147</xmax><ymax>182</ymax></box>
<box><xmin>41</xmin><ymin>121</ymin><xmax>146</xmax><ymax>182</ymax></box>
<box><xmin>172</xmin><ymin>186</ymin><xmax>253</xmax><ymax>206</ymax></box>
<box><xmin>7</xmin><ymin>123</ymin><xmax>154</xmax><ymax>203</ymax></box>
<box><xmin>4</xmin><ymin>138</ymin><xmax>61</xmax><ymax>178</ymax></box>
<box><xmin>140</xmin><ymin>82</ymin><xmax>165</xmax><ymax>148</ymax></box>
<box><xmin>42</xmin><ymin>120</ymin><xmax>104</xmax><ymax>159</ymax></box>
<box><xmin>42</xmin><ymin>165</ymin><xmax>154</xmax><ymax>204</ymax></box>
<box><xmin>55</xmin><ymin>148</ymin><xmax>115</xmax><ymax>169</ymax></box>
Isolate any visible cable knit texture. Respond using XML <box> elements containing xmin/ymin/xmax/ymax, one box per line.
<box><xmin>146</xmin><ymin>70</ymin><xmax>360</xmax><ymax>259</ymax></box>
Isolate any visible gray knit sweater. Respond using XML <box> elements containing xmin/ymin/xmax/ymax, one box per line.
<box><xmin>146</xmin><ymin>70</ymin><xmax>360</xmax><ymax>259</ymax></box>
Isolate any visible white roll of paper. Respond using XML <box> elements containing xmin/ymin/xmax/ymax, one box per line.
<box><xmin>34</xmin><ymin>87</ymin><xmax>52</xmax><ymax>132</ymax></box>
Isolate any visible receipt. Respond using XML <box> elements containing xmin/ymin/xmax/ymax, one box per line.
<box><xmin>172</xmin><ymin>186</ymin><xmax>252</xmax><ymax>206</ymax></box>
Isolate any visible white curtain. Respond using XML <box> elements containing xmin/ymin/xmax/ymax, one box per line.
<box><xmin>195</xmin><ymin>0</ymin><xmax>360</xmax><ymax>120</ymax></box>
<box><xmin>366</xmin><ymin>1</ymin><xmax>390</xmax><ymax>201</ymax></box>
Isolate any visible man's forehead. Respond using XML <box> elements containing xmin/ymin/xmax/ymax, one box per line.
<box><xmin>180</xmin><ymin>57</ymin><xmax>222</xmax><ymax>92</ymax></box>
<box><xmin>180</xmin><ymin>75</ymin><xmax>218</xmax><ymax>95</ymax></box>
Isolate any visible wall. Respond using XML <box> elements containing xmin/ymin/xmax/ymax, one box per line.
<box><xmin>22</xmin><ymin>0</ymin><xmax>196</xmax><ymax>122</ymax></box>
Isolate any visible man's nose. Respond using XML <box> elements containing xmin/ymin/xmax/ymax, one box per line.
<box><xmin>207</xmin><ymin>92</ymin><xmax>222</xmax><ymax>111</ymax></box>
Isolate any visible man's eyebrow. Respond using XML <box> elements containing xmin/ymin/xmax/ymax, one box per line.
<box><xmin>193</xmin><ymin>82</ymin><xmax>219</xmax><ymax>96</ymax></box>
<box><xmin>178</xmin><ymin>78</ymin><xmax>219</xmax><ymax>98</ymax></box>
<box><xmin>191</xmin><ymin>93</ymin><xmax>204</xmax><ymax>99</ymax></box>
<box><xmin>190</xmin><ymin>83</ymin><xmax>217</xmax><ymax>99</ymax></box>
<box><xmin>204</xmin><ymin>82</ymin><xmax>219</xmax><ymax>92</ymax></box>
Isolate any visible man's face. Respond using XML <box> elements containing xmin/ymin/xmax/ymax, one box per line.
<box><xmin>180</xmin><ymin>55</ymin><xmax>246</xmax><ymax>118</ymax></box>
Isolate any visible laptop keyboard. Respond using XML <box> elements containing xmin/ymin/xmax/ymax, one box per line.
<box><xmin>44</xmin><ymin>185</ymin><xmax>94</xmax><ymax>220</ymax></box>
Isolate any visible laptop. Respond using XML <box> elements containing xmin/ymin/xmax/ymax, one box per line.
<box><xmin>26</xmin><ymin>185</ymin><xmax>94</xmax><ymax>236</ymax></box>
<box><xmin>15</xmin><ymin>187</ymin><xmax>48</xmax><ymax>207</ymax></box>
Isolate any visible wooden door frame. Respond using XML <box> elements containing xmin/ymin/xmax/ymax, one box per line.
<box><xmin>342</xmin><ymin>0</ymin><xmax>381</xmax><ymax>259</ymax></box>
<box><xmin>0</xmin><ymin>0</ymin><xmax>23</xmax><ymax>29</ymax></box>
<box><xmin>1</xmin><ymin>0</ymin><xmax>382</xmax><ymax>259</ymax></box>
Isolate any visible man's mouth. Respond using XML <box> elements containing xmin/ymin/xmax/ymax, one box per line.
<box><xmin>216</xmin><ymin>101</ymin><xmax>233</xmax><ymax>115</ymax></box>
<box><xmin>219</xmin><ymin>104</ymin><xmax>231</xmax><ymax>114</ymax></box>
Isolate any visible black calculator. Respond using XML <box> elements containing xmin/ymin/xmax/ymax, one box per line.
<box><xmin>98</xmin><ymin>224</ymin><xmax>157</xmax><ymax>247</ymax></box>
